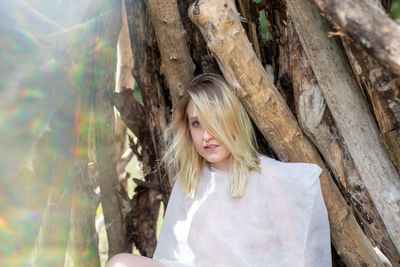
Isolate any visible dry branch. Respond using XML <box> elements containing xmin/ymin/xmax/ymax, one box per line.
<box><xmin>189</xmin><ymin>0</ymin><xmax>384</xmax><ymax>265</ymax></box>
<box><xmin>112</xmin><ymin>88</ymin><xmax>148</xmax><ymax>142</ymax></box>
<box><xmin>311</xmin><ymin>0</ymin><xmax>400</xmax><ymax>77</ymax></box>
<box><xmin>285</xmin><ymin>0</ymin><xmax>400</xmax><ymax>254</ymax></box>
<box><xmin>146</xmin><ymin>0</ymin><xmax>195</xmax><ymax>106</ymax></box>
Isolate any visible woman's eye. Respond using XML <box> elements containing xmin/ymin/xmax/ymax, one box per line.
<box><xmin>191</xmin><ymin>120</ymin><xmax>200</xmax><ymax>127</ymax></box>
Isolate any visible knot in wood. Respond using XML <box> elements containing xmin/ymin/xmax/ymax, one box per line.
<box><xmin>193</xmin><ymin>5</ymin><xmax>200</xmax><ymax>16</ymax></box>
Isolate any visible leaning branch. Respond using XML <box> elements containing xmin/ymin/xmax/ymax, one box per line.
<box><xmin>312</xmin><ymin>0</ymin><xmax>400</xmax><ymax>77</ymax></box>
<box><xmin>146</xmin><ymin>0</ymin><xmax>195</xmax><ymax>106</ymax></box>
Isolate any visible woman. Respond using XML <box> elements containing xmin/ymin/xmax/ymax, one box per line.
<box><xmin>107</xmin><ymin>73</ymin><xmax>331</xmax><ymax>267</ymax></box>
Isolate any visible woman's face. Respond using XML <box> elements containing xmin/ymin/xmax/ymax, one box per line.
<box><xmin>186</xmin><ymin>99</ymin><xmax>231</xmax><ymax>171</ymax></box>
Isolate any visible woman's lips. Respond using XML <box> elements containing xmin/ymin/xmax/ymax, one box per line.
<box><xmin>204</xmin><ymin>144</ymin><xmax>219</xmax><ymax>151</ymax></box>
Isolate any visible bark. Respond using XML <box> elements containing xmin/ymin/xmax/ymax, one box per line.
<box><xmin>189</xmin><ymin>0</ymin><xmax>384</xmax><ymax>265</ymax></box>
<box><xmin>236</xmin><ymin>0</ymin><xmax>262</xmax><ymax>61</ymax></box>
<box><xmin>91</xmin><ymin>0</ymin><xmax>128</xmax><ymax>258</ymax></box>
<box><xmin>112</xmin><ymin>88</ymin><xmax>160</xmax><ymax>255</ymax></box>
<box><xmin>266</xmin><ymin>2</ymin><xmax>296</xmax><ymax>114</ymax></box>
<box><xmin>285</xmin><ymin>0</ymin><xmax>400</xmax><ymax>254</ymax></box>
<box><xmin>112</xmin><ymin>89</ymin><xmax>149</xmax><ymax>143</ymax></box>
<box><xmin>177</xmin><ymin>0</ymin><xmax>220</xmax><ymax>74</ymax></box>
<box><xmin>286</xmin><ymin>18</ymin><xmax>400</xmax><ymax>266</ymax></box>
<box><xmin>126</xmin><ymin>0</ymin><xmax>171</xmax><ymax>201</ymax></box>
<box><xmin>145</xmin><ymin>0</ymin><xmax>195</xmax><ymax>106</ymax></box>
<box><xmin>125</xmin><ymin>0</ymin><xmax>171</xmax><ymax>256</ymax></box>
<box><xmin>341</xmin><ymin>38</ymin><xmax>400</xmax><ymax>174</ymax></box>
<box><xmin>311</xmin><ymin>0</ymin><xmax>400</xmax><ymax>77</ymax></box>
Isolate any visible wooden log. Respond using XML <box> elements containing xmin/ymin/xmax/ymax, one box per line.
<box><xmin>285</xmin><ymin>0</ymin><xmax>400</xmax><ymax>254</ymax></box>
<box><xmin>177</xmin><ymin>0</ymin><xmax>220</xmax><ymax>74</ymax></box>
<box><xmin>341</xmin><ymin>38</ymin><xmax>400</xmax><ymax>174</ymax></box>
<box><xmin>126</xmin><ymin>0</ymin><xmax>170</xmax><ymax>199</ymax></box>
<box><xmin>125</xmin><ymin>0</ymin><xmax>172</xmax><ymax>256</ymax></box>
<box><xmin>287</xmin><ymin>19</ymin><xmax>400</xmax><ymax>266</ymax></box>
<box><xmin>311</xmin><ymin>0</ymin><xmax>400</xmax><ymax>77</ymax></box>
<box><xmin>236</xmin><ymin>0</ymin><xmax>262</xmax><ymax>60</ymax></box>
<box><xmin>189</xmin><ymin>0</ymin><xmax>383</xmax><ymax>265</ymax></box>
<box><xmin>145</xmin><ymin>0</ymin><xmax>195</xmax><ymax>106</ymax></box>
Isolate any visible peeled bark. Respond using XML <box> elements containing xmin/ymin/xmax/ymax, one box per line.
<box><xmin>285</xmin><ymin>0</ymin><xmax>400</xmax><ymax>254</ymax></box>
<box><xmin>115</xmin><ymin>0</ymin><xmax>133</xmax><ymax>192</ymax></box>
<box><xmin>311</xmin><ymin>0</ymin><xmax>400</xmax><ymax>77</ymax></box>
<box><xmin>145</xmin><ymin>0</ymin><xmax>195</xmax><ymax>106</ymax></box>
<box><xmin>189</xmin><ymin>0</ymin><xmax>383</xmax><ymax>265</ymax></box>
<box><xmin>116</xmin><ymin>0</ymin><xmax>135</xmax><ymax>93</ymax></box>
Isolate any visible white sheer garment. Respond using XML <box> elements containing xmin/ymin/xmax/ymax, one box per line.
<box><xmin>152</xmin><ymin>155</ymin><xmax>331</xmax><ymax>267</ymax></box>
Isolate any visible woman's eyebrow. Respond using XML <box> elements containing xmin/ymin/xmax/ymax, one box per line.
<box><xmin>188</xmin><ymin>116</ymin><xmax>198</xmax><ymax>121</ymax></box>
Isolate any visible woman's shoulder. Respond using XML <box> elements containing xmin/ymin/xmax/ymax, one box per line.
<box><xmin>256</xmin><ymin>154</ymin><xmax>323</xmax><ymax>189</ymax></box>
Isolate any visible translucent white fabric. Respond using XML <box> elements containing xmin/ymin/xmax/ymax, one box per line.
<box><xmin>153</xmin><ymin>155</ymin><xmax>331</xmax><ymax>267</ymax></box>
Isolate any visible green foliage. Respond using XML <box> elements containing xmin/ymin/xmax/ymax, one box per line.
<box><xmin>258</xmin><ymin>10</ymin><xmax>272</xmax><ymax>40</ymax></box>
<box><xmin>392</xmin><ymin>0</ymin><xmax>400</xmax><ymax>19</ymax></box>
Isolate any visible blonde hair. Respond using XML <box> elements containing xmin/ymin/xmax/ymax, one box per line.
<box><xmin>164</xmin><ymin>73</ymin><xmax>260</xmax><ymax>198</ymax></box>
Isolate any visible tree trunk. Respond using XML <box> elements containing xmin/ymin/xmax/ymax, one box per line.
<box><xmin>311</xmin><ymin>0</ymin><xmax>400</xmax><ymax>77</ymax></box>
<box><xmin>177</xmin><ymin>0</ymin><xmax>221</xmax><ymax>75</ymax></box>
<box><xmin>123</xmin><ymin>0</ymin><xmax>172</xmax><ymax>256</ymax></box>
<box><xmin>145</xmin><ymin>0</ymin><xmax>195</xmax><ymax>106</ymax></box>
<box><xmin>341</xmin><ymin>38</ymin><xmax>400</xmax><ymax>174</ymax></box>
<box><xmin>91</xmin><ymin>0</ymin><xmax>128</xmax><ymax>259</ymax></box>
<box><xmin>189</xmin><ymin>0</ymin><xmax>385</xmax><ymax>265</ymax></box>
<box><xmin>285</xmin><ymin>0</ymin><xmax>400</xmax><ymax>255</ymax></box>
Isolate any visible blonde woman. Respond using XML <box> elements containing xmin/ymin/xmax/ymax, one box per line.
<box><xmin>107</xmin><ymin>73</ymin><xmax>331</xmax><ymax>267</ymax></box>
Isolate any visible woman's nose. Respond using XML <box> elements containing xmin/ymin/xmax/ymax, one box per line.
<box><xmin>202</xmin><ymin>129</ymin><xmax>213</xmax><ymax>140</ymax></box>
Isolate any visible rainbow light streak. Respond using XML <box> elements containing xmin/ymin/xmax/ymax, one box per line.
<box><xmin>19</xmin><ymin>0</ymin><xmax>63</xmax><ymax>30</ymax></box>
<box><xmin>15</xmin><ymin>28</ymin><xmax>43</xmax><ymax>47</ymax></box>
<box><xmin>0</xmin><ymin>217</ymin><xmax>12</xmax><ymax>237</ymax></box>
<box><xmin>17</xmin><ymin>88</ymin><xmax>47</xmax><ymax>100</ymax></box>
